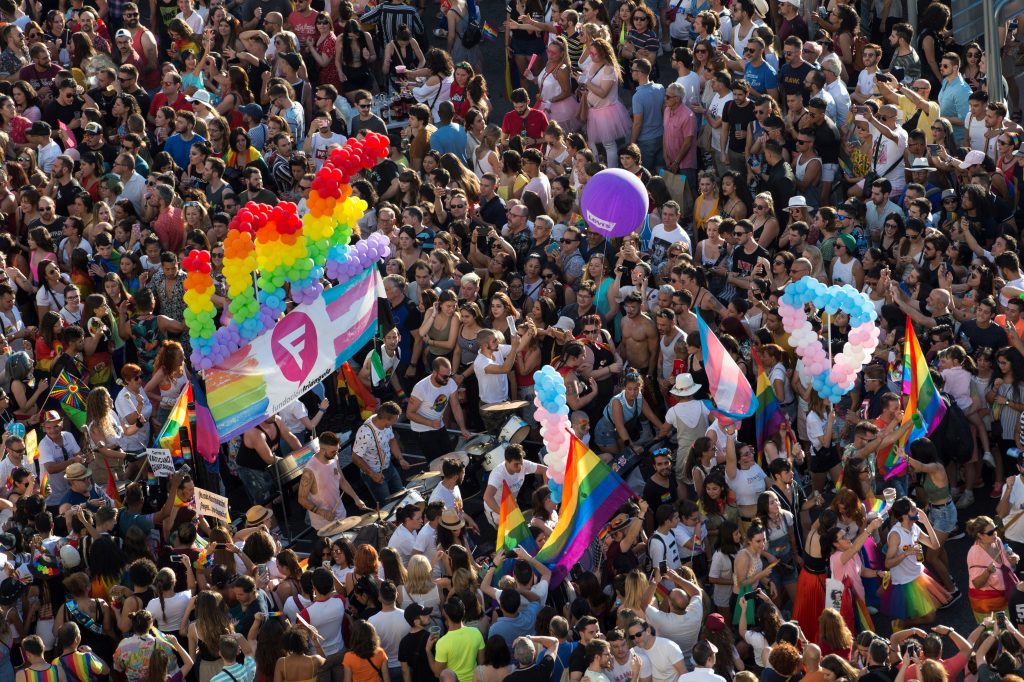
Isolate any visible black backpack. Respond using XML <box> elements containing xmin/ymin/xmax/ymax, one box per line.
<box><xmin>929</xmin><ymin>393</ymin><xmax>973</xmax><ymax>464</ymax></box>
<box><xmin>458</xmin><ymin>0</ymin><xmax>483</xmax><ymax>48</ymax></box>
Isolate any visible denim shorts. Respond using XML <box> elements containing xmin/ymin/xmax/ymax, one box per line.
<box><xmin>927</xmin><ymin>499</ymin><xmax>957</xmax><ymax>534</ymax></box>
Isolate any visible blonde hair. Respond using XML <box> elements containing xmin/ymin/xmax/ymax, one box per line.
<box><xmin>589</xmin><ymin>39</ymin><xmax>622</xmax><ymax>82</ymax></box>
<box><xmin>755</xmin><ymin>191</ymin><xmax>775</xmax><ymax>217</ymax></box>
<box><xmin>405</xmin><ymin>555</ymin><xmax>434</xmax><ymax>595</ymax></box>
<box><xmin>621</xmin><ymin>570</ymin><xmax>648</xmax><ymax>613</ymax></box>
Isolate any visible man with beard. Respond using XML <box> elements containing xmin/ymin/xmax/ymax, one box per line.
<box><xmin>297</xmin><ymin>430</ymin><xmax>367</xmax><ymax>533</ymax></box>
<box><xmin>120</xmin><ymin>4</ymin><xmax>158</xmax><ymax>90</ymax></box>
<box><xmin>46</xmin><ymin>156</ymin><xmax>84</xmax><ymax>217</ymax></box>
<box><xmin>238</xmin><ymin>167</ymin><xmax>276</xmax><ymax>205</ymax></box>
<box><xmin>147</xmin><ymin>72</ymin><xmax>191</xmax><ymax>126</ymax></box>
<box><xmin>407</xmin><ymin>357</ymin><xmax>471</xmax><ymax>463</ymax></box>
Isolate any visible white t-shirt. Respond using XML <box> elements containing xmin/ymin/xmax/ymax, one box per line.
<box><xmin>644</xmin><ymin>593</ymin><xmax>702</xmax><ymax>656</ymax></box>
<box><xmin>709</xmin><ymin>551</ymin><xmax>734</xmax><ymax>607</ymax></box>
<box><xmin>387</xmin><ymin>524</ymin><xmax>418</xmax><ymax>565</ymax></box>
<box><xmin>278</xmin><ymin>398</ymin><xmax>309</xmax><ymax>435</ymax></box>
<box><xmin>707</xmin><ymin>93</ymin><xmax>734</xmax><ymax>153</ymax></box>
<box><xmin>428</xmin><ymin>482</ymin><xmax>463</xmax><ymax>511</ymax></box>
<box><xmin>856</xmin><ymin>68</ymin><xmax>879</xmax><ymax>99</ymax></box>
<box><xmin>674</xmin><ymin>71</ymin><xmax>702</xmax><ymax>110</ymax></box>
<box><xmin>486</xmin><ymin>460</ymin><xmax>539</xmax><ymax>501</ymax></box>
<box><xmin>298</xmin><ymin>595</ymin><xmax>347</xmax><ymax>656</ymax></box>
<box><xmin>648</xmin><ymin>530</ymin><xmax>681</xmax><ymax>570</ymax></box>
<box><xmin>310</xmin><ymin>132</ymin><xmax>348</xmax><ymax>170</ymax></box>
<box><xmin>524</xmin><ymin>174</ymin><xmax>551</xmax><ymax>209</ymax></box>
<box><xmin>39</xmin><ymin>432</ymin><xmax>80</xmax><ymax>506</ymax></box>
<box><xmin>649</xmin><ymin>223</ymin><xmax>692</xmax><ymax>271</ymax></box>
<box><xmin>726</xmin><ymin>464</ymin><xmax>767</xmax><ymax>507</ymax></box>
<box><xmin>413</xmin><ymin>523</ymin><xmax>438</xmax><ymax>560</ymax></box>
<box><xmin>409</xmin><ymin>376</ymin><xmax>459</xmax><ymax>433</ymax></box>
<box><xmin>282</xmin><ymin>593</ymin><xmax>312</xmax><ymax>623</ymax></box>
<box><xmin>367</xmin><ymin>608</ymin><xmax>410</xmax><ymax>669</ymax></box>
<box><xmin>634</xmin><ymin>637</ymin><xmax>684</xmax><ymax>682</ymax></box>
<box><xmin>870</xmin><ymin>126</ymin><xmax>908</xmax><ymax>192</ymax></box>
<box><xmin>474</xmin><ymin>345</ymin><xmax>513</xmax><ymax>404</ymax></box>
<box><xmin>146</xmin><ymin>591</ymin><xmax>191</xmax><ymax>633</ymax></box>
<box><xmin>806</xmin><ymin>410</ymin><xmax>827</xmax><ymax>453</ymax></box>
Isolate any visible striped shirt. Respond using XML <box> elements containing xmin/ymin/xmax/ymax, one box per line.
<box><xmin>359</xmin><ymin>2</ymin><xmax>424</xmax><ymax>45</ymax></box>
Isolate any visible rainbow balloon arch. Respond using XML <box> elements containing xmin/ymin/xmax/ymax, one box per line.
<box><xmin>182</xmin><ymin>134</ymin><xmax>394</xmax><ymax>442</ymax></box>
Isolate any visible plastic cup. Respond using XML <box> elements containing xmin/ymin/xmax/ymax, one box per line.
<box><xmin>428</xmin><ymin>626</ymin><xmax>441</xmax><ymax>636</ymax></box>
<box><xmin>395</xmin><ymin>65</ymin><xmax>407</xmax><ymax>76</ymax></box>
<box><xmin>883</xmin><ymin>487</ymin><xmax>897</xmax><ymax>506</ymax></box>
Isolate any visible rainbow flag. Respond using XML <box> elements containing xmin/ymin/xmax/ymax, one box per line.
<box><xmin>339</xmin><ymin>362</ymin><xmax>378</xmax><ymax>420</ymax></box>
<box><xmin>494</xmin><ymin>481</ymin><xmax>538</xmax><ymax>585</ymax></box>
<box><xmin>534</xmin><ymin>435</ymin><xmax>634</xmax><ymax>586</ymax></box>
<box><xmin>697</xmin><ymin>311</ymin><xmax>758</xmax><ymax>421</ymax></box>
<box><xmin>753</xmin><ymin>349</ymin><xmax>785</xmax><ymax>454</ymax></box>
<box><xmin>55</xmin><ymin>651</ymin><xmax>103</xmax><ymax>680</ymax></box>
<box><xmin>481</xmin><ymin>21</ymin><xmax>497</xmax><ymax>40</ymax></box>
<box><xmin>291</xmin><ymin>440</ymin><xmax>319</xmax><ymax>468</ymax></box>
<box><xmin>156</xmin><ymin>383</ymin><xmax>192</xmax><ymax>465</ymax></box>
<box><xmin>192</xmin><ymin>381</ymin><xmax>219</xmax><ymax>464</ymax></box>
<box><xmin>894</xmin><ymin>316</ymin><xmax>946</xmax><ymax>477</ymax></box>
<box><xmin>51</xmin><ymin>370</ymin><xmax>88</xmax><ymax>430</ymax></box>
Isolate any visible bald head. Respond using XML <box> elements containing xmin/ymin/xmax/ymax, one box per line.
<box><xmin>790</xmin><ymin>257</ymin><xmax>813</xmax><ymax>278</ymax></box>
<box><xmin>803</xmin><ymin>41</ymin><xmax>821</xmax><ymax>61</ymax></box>
<box><xmin>668</xmin><ymin>589</ymin><xmax>689</xmax><ymax>614</ymax></box>
<box><xmin>803</xmin><ymin>643</ymin><xmax>822</xmax><ymax>671</ymax></box>
<box><xmin>911</xmin><ymin>79</ymin><xmax>930</xmax><ymax>96</ymax></box>
<box><xmin>879</xmin><ymin>104</ymin><xmax>899</xmax><ymax>120</ymax></box>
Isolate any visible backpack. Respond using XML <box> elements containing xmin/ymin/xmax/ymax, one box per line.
<box><xmin>458</xmin><ymin>0</ymin><xmax>483</xmax><ymax>49</ymax></box>
<box><xmin>929</xmin><ymin>393</ymin><xmax>973</xmax><ymax>464</ymax></box>
<box><xmin>851</xmin><ymin>33</ymin><xmax>870</xmax><ymax>72</ymax></box>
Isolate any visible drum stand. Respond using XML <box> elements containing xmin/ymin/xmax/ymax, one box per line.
<box><xmin>273</xmin><ymin>465</ymin><xmax>295</xmax><ymax>545</ymax></box>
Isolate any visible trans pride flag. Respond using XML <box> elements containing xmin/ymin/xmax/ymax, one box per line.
<box><xmin>697</xmin><ymin>311</ymin><xmax>758</xmax><ymax>421</ymax></box>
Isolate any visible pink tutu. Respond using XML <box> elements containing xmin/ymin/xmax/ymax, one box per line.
<box><xmin>545</xmin><ymin>97</ymin><xmax>581</xmax><ymax>133</ymax></box>
<box><xmin>587</xmin><ymin>100</ymin><xmax>632</xmax><ymax>145</ymax></box>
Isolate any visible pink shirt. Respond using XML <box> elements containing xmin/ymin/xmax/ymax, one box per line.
<box><xmin>663</xmin><ymin>103</ymin><xmax>697</xmax><ymax>171</ymax></box>
<box><xmin>940</xmin><ymin>366</ymin><xmax>973</xmax><ymax>410</ymax></box>
<box><xmin>152</xmin><ymin>206</ymin><xmax>185</xmax><ymax>254</ymax></box>
<box><xmin>967</xmin><ymin>542</ymin><xmax>1011</xmax><ymax>591</ymax></box>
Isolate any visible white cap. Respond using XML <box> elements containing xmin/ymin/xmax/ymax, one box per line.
<box><xmin>957</xmin><ymin>150</ymin><xmax>987</xmax><ymax>169</ymax></box>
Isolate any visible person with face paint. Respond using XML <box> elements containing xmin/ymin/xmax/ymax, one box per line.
<box><xmin>879</xmin><ymin>495</ymin><xmax>951</xmax><ymax>628</ymax></box>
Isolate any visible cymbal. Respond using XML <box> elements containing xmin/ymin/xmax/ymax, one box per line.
<box><xmin>409</xmin><ymin>470</ymin><xmax>442</xmax><ymax>482</ymax></box>
<box><xmin>482</xmin><ymin>400</ymin><xmax>528</xmax><ymax>412</ymax></box>
<box><xmin>317</xmin><ymin>516</ymin><xmax>363</xmax><ymax>535</ymax></box>
<box><xmin>386</xmin><ymin>487</ymin><xmax>411</xmax><ymax>501</ymax></box>
<box><xmin>430</xmin><ymin>450</ymin><xmax>470</xmax><ymax>471</ymax></box>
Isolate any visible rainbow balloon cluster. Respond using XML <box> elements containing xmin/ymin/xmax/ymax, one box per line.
<box><xmin>779</xmin><ymin>276</ymin><xmax>879</xmax><ymax>403</ymax></box>
<box><xmin>534</xmin><ymin>365</ymin><xmax>571</xmax><ymax>503</ymax></box>
<box><xmin>182</xmin><ymin>250</ymin><xmax>216</xmax><ymax>358</ymax></box>
<box><xmin>182</xmin><ymin>133</ymin><xmax>393</xmax><ymax>370</ymax></box>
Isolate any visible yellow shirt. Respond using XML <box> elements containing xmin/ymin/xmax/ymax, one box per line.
<box><xmin>897</xmin><ymin>94</ymin><xmax>941</xmax><ymax>143</ymax></box>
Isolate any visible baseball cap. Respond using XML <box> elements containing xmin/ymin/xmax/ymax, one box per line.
<box><xmin>239</xmin><ymin>103</ymin><xmax>264</xmax><ymax>121</ymax></box>
<box><xmin>403</xmin><ymin>603</ymin><xmax>433</xmax><ymax>626</ymax></box>
<box><xmin>278</xmin><ymin>52</ymin><xmax>303</xmax><ymax>71</ymax></box>
<box><xmin>83</xmin><ymin>121</ymin><xmax>102</xmax><ymax>135</ymax></box>
<box><xmin>114</xmin><ymin>29</ymin><xmax>132</xmax><ymax>41</ymax></box>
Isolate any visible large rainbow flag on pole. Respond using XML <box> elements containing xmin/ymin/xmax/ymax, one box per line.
<box><xmin>156</xmin><ymin>383</ymin><xmax>193</xmax><ymax>465</ymax></box>
<box><xmin>696</xmin><ymin>311</ymin><xmax>758</xmax><ymax>421</ymax></box>
<box><xmin>893</xmin><ymin>316</ymin><xmax>946</xmax><ymax>475</ymax></box>
<box><xmin>534</xmin><ymin>435</ymin><xmax>634</xmax><ymax>586</ymax></box>
<box><xmin>752</xmin><ymin>348</ymin><xmax>786</xmax><ymax>454</ymax></box>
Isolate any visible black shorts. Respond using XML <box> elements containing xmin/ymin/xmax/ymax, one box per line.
<box><xmin>810</xmin><ymin>448</ymin><xmax>840</xmax><ymax>474</ymax></box>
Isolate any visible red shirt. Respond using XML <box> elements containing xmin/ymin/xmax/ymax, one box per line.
<box><xmin>152</xmin><ymin>205</ymin><xmax>185</xmax><ymax>254</ymax></box>
<box><xmin>148</xmin><ymin>92</ymin><xmax>192</xmax><ymax>118</ymax></box>
<box><xmin>501</xmin><ymin>108</ymin><xmax>548</xmax><ymax>148</ymax></box>
<box><xmin>450</xmin><ymin>82</ymin><xmax>470</xmax><ymax>121</ymax></box>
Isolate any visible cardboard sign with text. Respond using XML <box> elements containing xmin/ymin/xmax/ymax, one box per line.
<box><xmin>194</xmin><ymin>488</ymin><xmax>231</xmax><ymax>522</ymax></box>
<box><xmin>146</xmin><ymin>448</ymin><xmax>176</xmax><ymax>477</ymax></box>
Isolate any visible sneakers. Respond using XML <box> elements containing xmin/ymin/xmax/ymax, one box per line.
<box><xmin>433</xmin><ymin>28</ymin><xmax>448</xmax><ymax>38</ymax></box>
<box><xmin>984</xmin><ymin>451</ymin><xmax>996</xmax><ymax>468</ymax></box>
<box><xmin>940</xmin><ymin>588</ymin><xmax>962</xmax><ymax>609</ymax></box>
<box><xmin>956</xmin><ymin>490</ymin><xmax>975</xmax><ymax>509</ymax></box>
<box><xmin>992</xmin><ymin>482</ymin><xmax>1005</xmax><ymax>499</ymax></box>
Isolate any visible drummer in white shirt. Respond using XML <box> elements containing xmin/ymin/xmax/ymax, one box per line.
<box><xmin>428</xmin><ymin>456</ymin><xmax>480</xmax><ymax>534</ymax></box>
<box><xmin>483</xmin><ymin>444</ymin><xmax>547</xmax><ymax>528</ymax></box>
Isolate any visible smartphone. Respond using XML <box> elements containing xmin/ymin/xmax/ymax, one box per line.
<box><xmin>754</xmin><ymin>588</ymin><xmax>769</xmax><ymax>600</ymax></box>
<box><xmin>659</xmin><ymin>560</ymin><xmax>668</xmax><ymax>574</ymax></box>
<box><xmin>998</xmin><ymin>610</ymin><xmax>1009</xmax><ymax>627</ymax></box>
<box><xmin>817</xmin><ymin>5</ymin><xmax>828</xmax><ymax>18</ymax></box>
<box><xmin>853</xmin><ymin>105</ymin><xmax>868</xmax><ymax>114</ymax></box>
<box><xmin>876</xmin><ymin>72</ymin><xmax>891</xmax><ymax>83</ymax></box>
<box><xmin>891</xmin><ymin>66</ymin><xmax>906</xmax><ymax>82</ymax></box>
<box><xmin>322</xmin><ymin>560</ymin><xmax>332</xmax><ymax>569</ymax></box>
<box><xmin>169</xmin><ymin>554</ymin><xmax>184</xmax><ymax>564</ymax></box>
<box><xmin>215</xmin><ymin>543</ymin><xmax>227</xmax><ymax>550</ymax></box>
<box><xmin>255</xmin><ymin>563</ymin><xmax>269</xmax><ymax>579</ymax></box>
<box><xmin>506</xmin><ymin>315</ymin><xmax>518</xmax><ymax>333</ymax></box>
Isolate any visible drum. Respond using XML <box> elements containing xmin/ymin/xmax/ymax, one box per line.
<box><xmin>272</xmin><ymin>455</ymin><xmax>303</xmax><ymax>486</ymax></box>
<box><xmin>483</xmin><ymin>443</ymin><xmax>506</xmax><ymax>471</ymax></box>
<box><xmin>387</xmin><ymin>489</ymin><xmax>425</xmax><ymax>520</ymax></box>
<box><xmin>499</xmin><ymin>415</ymin><xmax>530</xmax><ymax>444</ymax></box>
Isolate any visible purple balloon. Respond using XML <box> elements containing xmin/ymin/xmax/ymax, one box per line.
<box><xmin>580</xmin><ymin>168</ymin><xmax>650</xmax><ymax>238</ymax></box>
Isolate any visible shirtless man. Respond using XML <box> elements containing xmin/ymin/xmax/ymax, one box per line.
<box><xmin>678</xmin><ymin>264</ymin><xmax>726</xmax><ymax>320</ymax></box>
<box><xmin>655</xmin><ymin>309</ymin><xmax>686</xmax><ymax>398</ymax></box>
<box><xmin>619</xmin><ymin>291</ymin><xmax>659</xmax><ymax>381</ymax></box>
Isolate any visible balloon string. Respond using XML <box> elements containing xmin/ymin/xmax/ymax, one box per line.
<box><xmin>826</xmin><ymin>312</ymin><xmax>832</xmax><ymax>370</ymax></box>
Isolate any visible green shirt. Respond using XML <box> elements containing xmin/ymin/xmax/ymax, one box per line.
<box><xmin>434</xmin><ymin>626</ymin><xmax>484</xmax><ymax>682</ymax></box>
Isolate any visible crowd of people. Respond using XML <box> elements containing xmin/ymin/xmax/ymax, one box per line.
<box><xmin>0</xmin><ymin>0</ymin><xmax>1022</xmax><ymax>680</ymax></box>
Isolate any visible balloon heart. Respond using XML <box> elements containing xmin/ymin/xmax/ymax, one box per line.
<box><xmin>778</xmin><ymin>276</ymin><xmax>880</xmax><ymax>403</ymax></box>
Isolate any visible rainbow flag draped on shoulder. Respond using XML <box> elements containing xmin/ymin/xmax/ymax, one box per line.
<box><xmin>697</xmin><ymin>311</ymin><xmax>758</xmax><ymax>421</ymax></box>
<box><xmin>893</xmin><ymin>316</ymin><xmax>946</xmax><ymax>476</ymax></box>
<box><xmin>493</xmin><ymin>481</ymin><xmax>538</xmax><ymax>584</ymax></box>
<box><xmin>534</xmin><ymin>435</ymin><xmax>634</xmax><ymax>586</ymax></box>
<box><xmin>753</xmin><ymin>348</ymin><xmax>786</xmax><ymax>453</ymax></box>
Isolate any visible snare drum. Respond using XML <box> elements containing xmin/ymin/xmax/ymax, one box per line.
<box><xmin>272</xmin><ymin>455</ymin><xmax>303</xmax><ymax>486</ymax></box>
<box><xmin>464</xmin><ymin>435</ymin><xmax>497</xmax><ymax>459</ymax></box>
<box><xmin>499</xmin><ymin>415</ymin><xmax>530</xmax><ymax>444</ymax></box>
<box><xmin>482</xmin><ymin>443</ymin><xmax>506</xmax><ymax>471</ymax></box>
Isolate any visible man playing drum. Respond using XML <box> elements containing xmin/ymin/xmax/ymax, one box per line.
<box><xmin>297</xmin><ymin>431</ymin><xmax>369</xmax><ymax>532</ymax></box>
